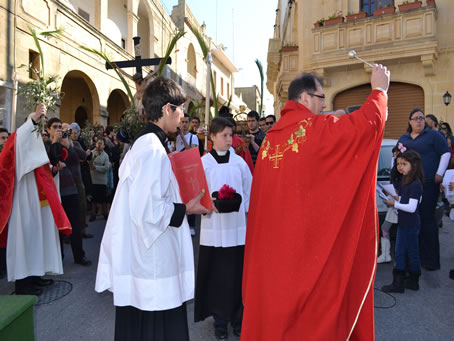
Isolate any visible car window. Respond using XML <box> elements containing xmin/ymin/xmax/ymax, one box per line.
<box><xmin>377</xmin><ymin>145</ymin><xmax>394</xmax><ymax>180</ymax></box>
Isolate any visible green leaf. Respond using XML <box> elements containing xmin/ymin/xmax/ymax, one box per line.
<box><xmin>255</xmin><ymin>59</ymin><xmax>264</xmax><ymax>117</ymax></box>
<box><xmin>158</xmin><ymin>30</ymin><xmax>185</xmax><ymax>77</ymax></box>
<box><xmin>80</xmin><ymin>46</ymin><xmax>135</xmax><ymax>110</ymax></box>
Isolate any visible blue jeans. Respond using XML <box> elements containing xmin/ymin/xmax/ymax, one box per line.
<box><xmin>395</xmin><ymin>224</ymin><xmax>421</xmax><ymax>273</ymax></box>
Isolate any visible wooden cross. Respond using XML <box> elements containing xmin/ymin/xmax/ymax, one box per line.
<box><xmin>269</xmin><ymin>144</ymin><xmax>284</xmax><ymax>169</ymax></box>
<box><xmin>106</xmin><ymin>37</ymin><xmax>172</xmax><ymax>78</ymax></box>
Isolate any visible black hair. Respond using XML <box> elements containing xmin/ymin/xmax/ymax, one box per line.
<box><xmin>219</xmin><ymin>106</ymin><xmax>232</xmax><ymax>118</ymax></box>
<box><xmin>226</xmin><ymin>117</ymin><xmax>237</xmax><ymax>133</ymax></box>
<box><xmin>247</xmin><ymin>111</ymin><xmax>260</xmax><ymax>121</ymax></box>
<box><xmin>288</xmin><ymin>73</ymin><xmax>324</xmax><ymax>101</ymax></box>
<box><xmin>266</xmin><ymin>115</ymin><xmax>276</xmax><ymax>122</ymax></box>
<box><xmin>191</xmin><ymin>116</ymin><xmax>200</xmax><ymax>123</ymax></box>
<box><xmin>425</xmin><ymin>114</ymin><xmax>438</xmax><ymax>127</ymax></box>
<box><xmin>142</xmin><ymin>77</ymin><xmax>187</xmax><ymax>122</ymax></box>
<box><xmin>105</xmin><ymin>125</ymin><xmax>114</xmax><ymax>135</ymax></box>
<box><xmin>259</xmin><ymin>117</ymin><xmax>266</xmax><ymax>122</ymax></box>
<box><xmin>0</xmin><ymin>128</ymin><xmax>9</xmax><ymax>134</ymax></box>
<box><xmin>440</xmin><ymin>121</ymin><xmax>453</xmax><ymax>137</ymax></box>
<box><xmin>209</xmin><ymin>117</ymin><xmax>234</xmax><ymax>136</ymax></box>
<box><xmin>397</xmin><ymin>149</ymin><xmax>424</xmax><ymax>187</ymax></box>
<box><xmin>407</xmin><ymin>108</ymin><xmax>424</xmax><ymax>133</ymax></box>
<box><xmin>47</xmin><ymin>117</ymin><xmax>62</xmax><ymax>129</ymax></box>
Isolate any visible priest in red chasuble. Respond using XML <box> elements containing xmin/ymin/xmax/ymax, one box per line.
<box><xmin>242</xmin><ymin>65</ymin><xmax>390</xmax><ymax>340</ymax></box>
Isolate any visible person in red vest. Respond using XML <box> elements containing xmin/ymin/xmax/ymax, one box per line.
<box><xmin>0</xmin><ymin>104</ymin><xmax>71</xmax><ymax>295</ymax></box>
<box><xmin>242</xmin><ymin>64</ymin><xmax>390</xmax><ymax>340</ymax></box>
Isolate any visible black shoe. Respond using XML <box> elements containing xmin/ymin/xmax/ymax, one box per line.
<box><xmin>404</xmin><ymin>272</ymin><xmax>420</xmax><ymax>291</ymax></box>
<box><xmin>232</xmin><ymin>324</ymin><xmax>241</xmax><ymax>337</ymax></box>
<box><xmin>89</xmin><ymin>215</ymin><xmax>96</xmax><ymax>222</ymax></box>
<box><xmin>215</xmin><ymin>328</ymin><xmax>228</xmax><ymax>340</ymax></box>
<box><xmin>382</xmin><ymin>268</ymin><xmax>405</xmax><ymax>293</ymax></box>
<box><xmin>82</xmin><ymin>233</ymin><xmax>94</xmax><ymax>239</ymax></box>
<box><xmin>75</xmin><ymin>257</ymin><xmax>92</xmax><ymax>266</ymax></box>
<box><xmin>30</xmin><ymin>276</ymin><xmax>54</xmax><ymax>287</ymax></box>
<box><xmin>15</xmin><ymin>279</ymin><xmax>43</xmax><ymax>296</ymax></box>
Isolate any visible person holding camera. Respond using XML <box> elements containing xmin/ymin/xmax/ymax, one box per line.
<box><xmin>89</xmin><ymin>138</ymin><xmax>110</xmax><ymax>221</ymax></box>
<box><xmin>46</xmin><ymin>118</ymin><xmax>91</xmax><ymax>266</ymax></box>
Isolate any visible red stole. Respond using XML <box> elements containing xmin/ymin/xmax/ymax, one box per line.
<box><xmin>242</xmin><ymin>90</ymin><xmax>387</xmax><ymax>340</ymax></box>
<box><xmin>0</xmin><ymin>132</ymin><xmax>71</xmax><ymax>248</ymax></box>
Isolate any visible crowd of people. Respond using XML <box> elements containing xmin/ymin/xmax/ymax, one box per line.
<box><xmin>0</xmin><ymin>63</ymin><xmax>453</xmax><ymax>340</ymax></box>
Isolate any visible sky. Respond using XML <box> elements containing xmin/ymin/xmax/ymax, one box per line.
<box><xmin>160</xmin><ymin>0</ymin><xmax>277</xmax><ymax>116</ymax></box>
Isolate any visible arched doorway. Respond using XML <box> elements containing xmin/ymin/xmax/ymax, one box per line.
<box><xmin>75</xmin><ymin>106</ymin><xmax>88</xmax><ymax>128</ymax></box>
<box><xmin>187</xmin><ymin>44</ymin><xmax>197</xmax><ymax>79</ymax></box>
<box><xmin>137</xmin><ymin>0</ymin><xmax>154</xmax><ymax>58</ymax></box>
<box><xmin>107</xmin><ymin>89</ymin><xmax>129</xmax><ymax>125</ymax></box>
<box><xmin>334</xmin><ymin>82</ymin><xmax>424</xmax><ymax>139</ymax></box>
<box><xmin>60</xmin><ymin>70</ymin><xmax>100</xmax><ymax>125</ymax></box>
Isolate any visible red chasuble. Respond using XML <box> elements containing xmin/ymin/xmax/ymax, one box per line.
<box><xmin>0</xmin><ymin>132</ymin><xmax>71</xmax><ymax>248</ymax></box>
<box><xmin>242</xmin><ymin>90</ymin><xmax>387</xmax><ymax>341</ymax></box>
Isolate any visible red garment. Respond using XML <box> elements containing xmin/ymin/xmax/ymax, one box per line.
<box><xmin>208</xmin><ymin>135</ymin><xmax>255</xmax><ymax>174</ymax></box>
<box><xmin>0</xmin><ymin>132</ymin><xmax>71</xmax><ymax>248</ymax></box>
<box><xmin>232</xmin><ymin>134</ymin><xmax>254</xmax><ymax>174</ymax></box>
<box><xmin>242</xmin><ymin>90</ymin><xmax>387</xmax><ymax>341</ymax></box>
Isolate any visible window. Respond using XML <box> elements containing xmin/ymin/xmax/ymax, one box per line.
<box><xmin>213</xmin><ymin>71</ymin><xmax>217</xmax><ymax>91</ymax></box>
<box><xmin>121</xmin><ymin>39</ymin><xmax>126</xmax><ymax>49</ymax></box>
<box><xmin>227</xmin><ymin>83</ymin><xmax>230</xmax><ymax>99</ymax></box>
<box><xmin>29</xmin><ymin>50</ymin><xmax>40</xmax><ymax>80</ymax></box>
<box><xmin>361</xmin><ymin>0</ymin><xmax>394</xmax><ymax>15</ymax></box>
<box><xmin>221</xmin><ymin>78</ymin><xmax>224</xmax><ymax>97</ymax></box>
<box><xmin>78</xmin><ymin>8</ymin><xmax>90</xmax><ymax>22</ymax></box>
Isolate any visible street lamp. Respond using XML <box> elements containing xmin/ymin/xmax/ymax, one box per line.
<box><xmin>443</xmin><ymin>91</ymin><xmax>452</xmax><ymax>106</ymax></box>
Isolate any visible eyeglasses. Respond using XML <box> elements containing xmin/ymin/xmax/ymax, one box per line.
<box><xmin>410</xmin><ymin>116</ymin><xmax>425</xmax><ymax>122</ymax></box>
<box><xmin>307</xmin><ymin>93</ymin><xmax>326</xmax><ymax>101</ymax></box>
<box><xmin>266</xmin><ymin>122</ymin><xmax>274</xmax><ymax>125</ymax></box>
<box><xmin>168</xmin><ymin>103</ymin><xmax>185</xmax><ymax>111</ymax></box>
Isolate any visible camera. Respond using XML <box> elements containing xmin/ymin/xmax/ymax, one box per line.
<box><xmin>62</xmin><ymin>129</ymin><xmax>72</xmax><ymax>139</ymax></box>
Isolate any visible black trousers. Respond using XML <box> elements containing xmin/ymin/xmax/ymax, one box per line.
<box><xmin>61</xmin><ymin>194</ymin><xmax>85</xmax><ymax>262</ymax></box>
<box><xmin>115</xmin><ymin>303</ymin><xmax>189</xmax><ymax>341</ymax></box>
<box><xmin>419</xmin><ymin>180</ymin><xmax>440</xmax><ymax>269</ymax></box>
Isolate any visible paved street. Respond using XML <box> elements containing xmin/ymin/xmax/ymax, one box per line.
<box><xmin>1</xmin><ymin>215</ymin><xmax>453</xmax><ymax>340</ymax></box>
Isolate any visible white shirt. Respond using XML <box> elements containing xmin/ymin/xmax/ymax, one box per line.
<box><xmin>200</xmin><ymin>152</ymin><xmax>253</xmax><ymax>247</ymax></box>
<box><xmin>95</xmin><ymin>133</ymin><xmax>194</xmax><ymax>311</ymax></box>
<box><xmin>7</xmin><ymin>119</ymin><xmax>63</xmax><ymax>281</ymax></box>
<box><xmin>175</xmin><ymin>132</ymin><xmax>198</xmax><ymax>152</ymax></box>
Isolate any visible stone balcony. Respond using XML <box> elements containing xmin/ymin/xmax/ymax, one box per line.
<box><xmin>311</xmin><ymin>6</ymin><xmax>439</xmax><ymax>76</ymax></box>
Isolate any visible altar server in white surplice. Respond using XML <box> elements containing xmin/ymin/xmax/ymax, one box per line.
<box><xmin>95</xmin><ymin>77</ymin><xmax>210</xmax><ymax>341</ymax></box>
<box><xmin>194</xmin><ymin>117</ymin><xmax>252</xmax><ymax>340</ymax></box>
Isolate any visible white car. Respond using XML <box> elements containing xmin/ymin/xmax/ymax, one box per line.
<box><xmin>376</xmin><ymin>139</ymin><xmax>398</xmax><ymax>224</ymax></box>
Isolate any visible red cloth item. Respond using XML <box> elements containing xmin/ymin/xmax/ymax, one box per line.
<box><xmin>232</xmin><ymin>134</ymin><xmax>254</xmax><ymax>174</ymax></box>
<box><xmin>242</xmin><ymin>90</ymin><xmax>387</xmax><ymax>341</ymax></box>
<box><xmin>0</xmin><ymin>132</ymin><xmax>72</xmax><ymax>246</ymax></box>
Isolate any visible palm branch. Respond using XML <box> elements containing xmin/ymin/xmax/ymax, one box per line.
<box><xmin>255</xmin><ymin>59</ymin><xmax>264</xmax><ymax>116</ymax></box>
<box><xmin>193</xmin><ymin>28</ymin><xmax>218</xmax><ymax>116</ymax></box>
<box><xmin>80</xmin><ymin>46</ymin><xmax>135</xmax><ymax>110</ymax></box>
<box><xmin>158</xmin><ymin>30</ymin><xmax>186</xmax><ymax>77</ymax></box>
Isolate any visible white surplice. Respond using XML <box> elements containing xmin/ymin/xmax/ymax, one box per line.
<box><xmin>7</xmin><ymin>119</ymin><xmax>63</xmax><ymax>281</ymax></box>
<box><xmin>200</xmin><ymin>152</ymin><xmax>252</xmax><ymax>247</ymax></box>
<box><xmin>95</xmin><ymin>133</ymin><xmax>194</xmax><ymax>311</ymax></box>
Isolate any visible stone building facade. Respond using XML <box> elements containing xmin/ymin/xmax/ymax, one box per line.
<box><xmin>267</xmin><ymin>0</ymin><xmax>454</xmax><ymax>139</ymax></box>
<box><xmin>0</xmin><ymin>0</ymin><xmax>248</xmax><ymax>131</ymax></box>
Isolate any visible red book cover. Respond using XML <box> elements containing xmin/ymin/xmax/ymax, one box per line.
<box><xmin>168</xmin><ymin>148</ymin><xmax>213</xmax><ymax>210</ymax></box>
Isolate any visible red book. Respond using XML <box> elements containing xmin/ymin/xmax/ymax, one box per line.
<box><xmin>168</xmin><ymin>148</ymin><xmax>213</xmax><ymax>210</ymax></box>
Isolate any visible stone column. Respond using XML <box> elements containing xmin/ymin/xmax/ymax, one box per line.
<box><xmin>126</xmin><ymin>11</ymin><xmax>139</xmax><ymax>55</ymax></box>
<box><xmin>96</xmin><ymin>0</ymin><xmax>108</xmax><ymax>33</ymax></box>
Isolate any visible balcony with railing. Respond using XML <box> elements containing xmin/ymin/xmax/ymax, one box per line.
<box><xmin>311</xmin><ymin>3</ymin><xmax>438</xmax><ymax>76</ymax></box>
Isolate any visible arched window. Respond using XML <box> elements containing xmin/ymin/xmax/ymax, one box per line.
<box><xmin>187</xmin><ymin>44</ymin><xmax>197</xmax><ymax>79</ymax></box>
